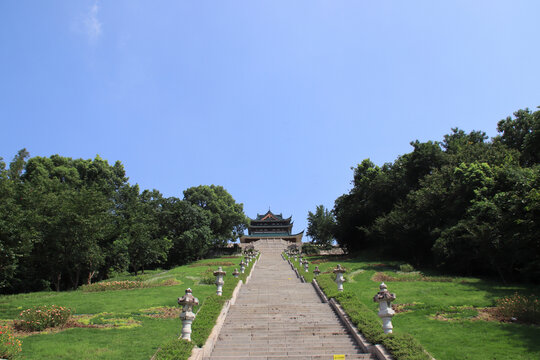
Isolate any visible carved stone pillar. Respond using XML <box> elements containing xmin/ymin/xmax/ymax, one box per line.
<box><xmin>214</xmin><ymin>267</ymin><xmax>226</xmax><ymax>296</ymax></box>
<box><xmin>373</xmin><ymin>282</ymin><xmax>396</xmax><ymax>334</ymax></box>
<box><xmin>333</xmin><ymin>264</ymin><xmax>346</xmax><ymax>292</ymax></box>
<box><xmin>178</xmin><ymin>288</ymin><xmax>199</xmax><ymax>341</ymax></box>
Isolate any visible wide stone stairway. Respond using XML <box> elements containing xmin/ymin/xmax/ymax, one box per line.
<box><xmin>204</xmin><ymin>240</ymin><xmax>376</xmax><ymax>360</ymax></box>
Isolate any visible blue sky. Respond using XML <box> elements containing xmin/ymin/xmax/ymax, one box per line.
<box><xmin>1</xmin><ymin>1</ymin><xmax>539</xmax><ymax>238</ymax></box>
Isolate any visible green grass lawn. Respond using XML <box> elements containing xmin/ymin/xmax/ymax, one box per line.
<box><xmin>0</xmin><ymin>256</ymin><xmax>248</xmax><ymax>359</ymax></box>
<box><xmin>291</xmin><ymin>253</ymin><xmax>540</xmax><ymax>360</ymax></box>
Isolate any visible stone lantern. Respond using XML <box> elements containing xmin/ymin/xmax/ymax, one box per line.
<box><xmin>178</xmin><ymin>288</ymin><xmax>199</xmax><ymax>341</ymax></box>
<box><xmin>313</xmin><ymin>266</ymin><xmax>321</xmax><ymax>277</ymax></box>
<box><xmin>333</xmin><ymin>264</ymin><xmax>346</xmax><ymax>292</ymax></box>
<box><xmin>233</xmin><ymin>268</ymin><xmax>239</xmax><ymax>278</ymax></box>
<box><xmin>214</xmin><ymin>267</ymin><xmax>226</xmax><ymax>296</ymax></box>
<box><xmin>239</xmin><ymin>260</ymin><xmax>246</xmax><ymax>274</ymax></box>
<box><xmin>303</xmin><ymin>260</ymin><xmax>309</xmax><ymax>272</ymax></box>
<box><xmin>373</xmin><ymin>282</ymin><xmax>396</xmax><ymax>334</ymax></box>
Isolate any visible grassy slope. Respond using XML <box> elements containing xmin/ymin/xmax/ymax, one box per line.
<box><xmin>0</xmin><ymin>257</ymin><xmax>245</xmax><ymax>359</ymax></box>
<box><xmin>292</xmin><ymin>254</ymin><xmax>540</xmax><ymax>360</ymax></box>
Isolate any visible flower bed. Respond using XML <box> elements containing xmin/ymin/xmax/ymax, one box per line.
<box><xmin>81</xmin><ymin>278</ymin><xmax>178</xmax><ymax>292</ymax></box>
<box><xmin>0</xmin><ymin>325</ymin><xmax>22</xmax><ymax>359</ymax></box>
<box><xmin>496</xmin><ymin>293</ymin><xmax>539</xmax><ymax>324</ymax></box>
<box><xmin>14</xmin><ymin>305</ymin><xmax>72</xmax><ymax>332</ymax></box>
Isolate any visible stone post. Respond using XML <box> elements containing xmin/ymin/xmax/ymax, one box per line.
<box><xmin>373</xmin><ymin>282</ymin><xmax>396</xmax><ymax>334</ymax></box>
<box><xmin>304</xmin><ymin>260</ymin><xmax>309</xmax><ymax>272</ymax></box>
<box><xmin>239</xmin><ymin>260</ymin><xmax>246</xmax><ymax>274</ymax></box>
<box><xmin>313</xmin><ymin>266</ymin><xmax>321</xmax><ymax>277</ymax></box>
<box><xmin>233</xmin><ymin>268</ymin><xmax>239</xmax><ymax>278</ymax></box>
<box><xmin>178</xmin><ymin>288</ymin><xmax>199</xmax><ymax>341</ymax></box>
<box><xmin>333</xmin><ymin>264</ymin><xmax>345</xmax><ymax>292</ymax></box>
<box><xmin>294</xmin><ymin>254</ymin><xmax>298</xmax><ymax>262</ymax></box>
<box><xmin>214</xmin><ymin>267</ymin><xmax>226</xmax><ymax>296</ymax></box>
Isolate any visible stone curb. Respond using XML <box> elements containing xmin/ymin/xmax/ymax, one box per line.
<box><xmin>188</xmin><ymin>254</ymin><xmax>261</xmax><ymax>360</ymax></box>
<box><xmin>310</xmin><ymin>280</ymin><xmax>394</xmax><ymax>360</ymax></box>
<box><xmin>311</xmin><ymin>279</ymin><xmax>328</xmax><ymax>303</ymax></box>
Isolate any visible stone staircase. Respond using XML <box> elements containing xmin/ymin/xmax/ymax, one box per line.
<box><xmin>251</xmin><ymin>238</ymin><xmax>291</xmax><ymax>254</ymax></box>
<box><xmin>204</xmin><ymin>240</ymin><xmax>376</xmax><ymax>360</ymax></box>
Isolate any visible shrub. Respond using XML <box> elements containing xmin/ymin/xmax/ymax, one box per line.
<box><xmin>496</xmin><ymin>293</ymin><xmax>539</xmax><ymax>324</ymax></box>
<box><xmin>301</xmin><ymin>243</ymin><xmax>320</xmax><ymax>255</ymax></box>
<box><xmin>400</xmin><ymin>264</ymin><xmax>415</xmax><ymax>273</ymax></box>
<box><xmin>0</xmin><ymin>325</ymin><xmax>22</xmax><ymax>359</ymax></box>
<box><xmin>199</xmin><ymin>271</ymin><xmax>216</xmax><ymax>285</ymax></box>
<box><xmin>14</xmin><ymin>305</ymin><xmax>72</xmax><ymax>332</ymax></box>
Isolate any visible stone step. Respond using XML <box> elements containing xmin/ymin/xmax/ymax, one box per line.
<box><xmin>205</xmin><ymin>354</ymin><xmax>375</xmax><ymax>360</ymax></box>
<box><xmin>206</xmin><ymin>249</ymin><xmax>370</xmax><ymax>359</ymax></box>
<box><xmin>214</xmin><ymin>339</ymin><xmax>358</xmax><ymax>346</ymax></box>
<box><xmin>210</xmin><ymin>349</ymin><xmax>364</xmax><ymax>357</ymax></box>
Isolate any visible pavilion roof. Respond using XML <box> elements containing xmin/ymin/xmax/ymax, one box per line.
<box><xmin>251</xmin><ymin>210</ymin><xmax>292</xmax><ymax>222</ymax></box>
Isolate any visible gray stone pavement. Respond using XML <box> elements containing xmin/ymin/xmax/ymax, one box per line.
<box><xmin>204</xmin><ymin>240</ymin><xmax>376</xmax><ymax>360</ymax></box>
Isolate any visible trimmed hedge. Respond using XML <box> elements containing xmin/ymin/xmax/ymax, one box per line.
<box><xmin>153</xmin><ymin>339</ymin><xmax>194</xmax><ymax>360</ymax></box>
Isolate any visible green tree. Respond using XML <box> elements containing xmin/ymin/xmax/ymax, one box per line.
<box><xmin>119</xmin><ymin>186</ymin><xmax>172</xmax><ymax>275</ymax></box>
<box><xmin>306</xmin><ymin>205</ymin><xmax>335</xmax><ymax>246</ymax></box>
<box><xmin>183</xmin><ymin>185</ymin><xmax>247</xmax><ymax>246</ymax></box>
<box><xmin>496</xmin><ymin>107</ymin><xmax>540</xmax><ymax>165</ymax></box>
<box><xmin>161</xmin><ymin>197</ymin><xmax>213</xmax><ymax>266</ymax></box>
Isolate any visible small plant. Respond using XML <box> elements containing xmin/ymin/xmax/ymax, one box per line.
<box><xmin>399</xmin><ymin>263</ymin><xmax>415</xmax><ymax>273</ymax></box>
<box><xmin>0</xmin><ymin>325</ymin><xmax>22</xmax><ymax>359</ymax></box>
<box><xmin>14</xmin><ymin>305</ymin><xmax>72</xmax><ymax>332</ymax></box>
<box><xmin>199</xmin><ymin>271</ymin><xmax>216</xmax><ymax>285</ymax></box>
<box><xmin>496</xmin><ymin>293</ymin><xmax>539</xmax><ymax>324</ymax></box>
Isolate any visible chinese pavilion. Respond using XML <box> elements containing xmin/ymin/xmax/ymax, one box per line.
<box><xmin>240</xmin><ymin>210</ymin><xmax>304</xmax><ymax>247</ymax></box>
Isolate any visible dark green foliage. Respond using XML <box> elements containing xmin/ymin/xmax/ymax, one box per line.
<box><xmin>306</xmin><ymin>205</ymin><xmax>335</xmax><ymax>246</ymax></box>
<box><xmin>0</xmin><ymin>151</ymin><xmax>247</xmax><ymax>293</ymax></box>
<box><xmin>330</xmin><ymin>107</ymin><xmax>540</xmax><ymax>283</ymax></box>
<box><xmin>154</xmin><ymin>339</ymin><xmax>194</xmax><ymax>360</ymax></box>
<box><xmin>183</xmin><ymin>185</ymin><xmax>248</xmax><ymax>246</ymax></box>
<box><xmin>301</xmin><ymin>242</ymin><xmax>320</xmax><ymax>255</ymax></box>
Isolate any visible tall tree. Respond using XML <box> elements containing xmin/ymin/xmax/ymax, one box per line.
<box><xmin>306</xmin><ymin>205</ymin><xmax>335</xmax><ymax>246</ymax></box>
<box><xmin>183</xmin><ymin>185</ymin><xmax>248</xmax><ymax>246</ymax></box>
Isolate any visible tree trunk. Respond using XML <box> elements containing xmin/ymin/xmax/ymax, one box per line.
<box><xmin>54</xmin><ymin>273</ymin><xmax>61</xmax><ymax>292</ymax></box>
<box><xmin>87</xmin><ymin>271</ymin><xmax>96</xmax><ymax>285</ymax></box>
<box><xmin>73</xmin><ymin>269</ymin><xmax>80</xmax><ymax>289</ymax></box>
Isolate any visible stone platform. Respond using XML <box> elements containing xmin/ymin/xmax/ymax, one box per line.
<box><xmin>203</xmin><ymin>240</ymin><xmax>376</xmax><ymax>360</ymax></box>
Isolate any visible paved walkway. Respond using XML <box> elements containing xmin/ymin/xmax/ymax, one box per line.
<box><xmin>204</xmin><ymin>240</ymin><xmax>375</xmax><ymax>360</ymax></box>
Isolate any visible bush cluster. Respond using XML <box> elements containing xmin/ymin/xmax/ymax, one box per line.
<box><xmin>399</xmin><ymin>264</ymin><xmax>415</xmax><ymax>273</ymax></box>
<box><xmin>496</xmin><ymin>293</ymin><xmax>539</xmax><ymax>324</ymax></box>
<box><xmin>0</xmin><ymin>325</ymin><xmax>22</xmax><ymax>359</ymax></box>
<box><xmin>14</xmin><ymin>305</ymin><xmax>72</xmax><ymax>332</ymax></box>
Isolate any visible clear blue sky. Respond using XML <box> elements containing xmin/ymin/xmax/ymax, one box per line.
<box><xmin>1</xmin><ymin>1</ymin><xmax>539</xmax><ymax>238</ymax></box>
